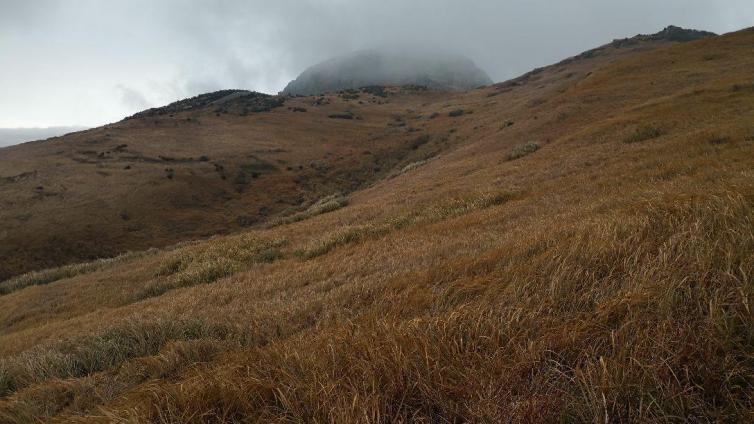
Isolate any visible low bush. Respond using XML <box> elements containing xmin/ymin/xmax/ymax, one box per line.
<box><xmin>361</xmin><ymin>86</ymin><xmax>388</xmax><ymax>98</ymax></box>
<box><xmin>328</xmin><ymin>112</ymin><xmax>355</xmax><ymax>120</ymax></box>
<box><xmin>707</xmin><ymin>135</ymin><xmax>731</xmax><ymax>145</ymax></box>
<box><xmin>507</xmin><ymin>142</ymin><xmax>540</xmax><ymax>160</ymax></box>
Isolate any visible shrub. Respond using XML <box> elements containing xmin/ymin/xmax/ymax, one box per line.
<box><xmin>340</xmin><ymin>92</ymin><xmax>360</xmax><ymax>100</ymax></box>
<box><xmin>507</xmin><ymin>142</ymin><xmax>540</xmax><ymax>160</ymax></box>
<box><xmin>707</xmin><ymin>135</ymin><xmax>731</xmax><ymax>145</ymax></box>
<box><xmin>448</xmin><ymin>109</ymin><xmax>465</xmax><ymax>117</ymax></box>
<box><xmin>731</xmin><ymin>83</ymin><xmax>754</xmax><ymax>92</ymax></box>
<box><xmin>623</xmin><ymin>125</ymin><xmax>665</xmax><ymax>143</ymax></box>
<box><xmin>328</xmin><ymin>112</ymin><xmax>355</xmax><ymax>120</ymax></box>
<box><xmin>361</xmin><ymin>86</ymin><xmax>388</xmax><ymax>98</ymax></box>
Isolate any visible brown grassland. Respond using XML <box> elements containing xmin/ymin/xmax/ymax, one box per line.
<box><xmin>1</xmin><ymin>27</ymin><xmax>754</xmax><ymax>422</ymax></box>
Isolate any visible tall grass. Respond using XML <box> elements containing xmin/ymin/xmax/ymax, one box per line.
<box><xmin>0</xmin><ymin>317</ymin><xmax>232</xmax><ymax>397</ymax></box>
<box><xmin>137</xmin><ymin>234</ymin><xmax>284</xmax><ymax>299</ymax></box>
<box><xmin>296</xmin><ymin>191</ymin><xmax>514</xmax><ymax>259</ymax></box>
<box><xmin>0</xmin><ymin>249</ymin><xmax>157</xmax><ymax>296</ymax></box>
<box><xmin>95</xmin><ymin>191</ymin><xmax>754</xmax><ymax>423</ymax></box>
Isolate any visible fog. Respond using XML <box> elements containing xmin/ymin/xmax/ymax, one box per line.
<box><xmin>0</xmin><ymin>127</ymin><xmax>88</xmax><ymax>147</ymax></box>
<box><xmin>0</xmin><ymin>0</ymin><xmax>752</xmax><ymax>130</ymax></box>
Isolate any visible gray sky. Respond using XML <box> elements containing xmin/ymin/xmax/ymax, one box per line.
<box><xmin>1</xmin><ymin>0</ymin><xmax>752</xmax><ymax>128</ymax></box>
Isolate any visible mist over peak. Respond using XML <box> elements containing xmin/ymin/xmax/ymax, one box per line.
<box><xmin>281</xmin><ymin>48</ymin><xmax>493</xmax><ymax>96</ymax></box>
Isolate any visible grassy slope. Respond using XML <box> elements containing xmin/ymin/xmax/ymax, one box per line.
<box><xmin>0</xmin><ymin>28</ymin><xmax>753</xmax><ymax>422</ymax></box>
<box><xmin>0</xmin><ymin>88</ymin><xmax>450</xmax><ymax>281</ymax></box>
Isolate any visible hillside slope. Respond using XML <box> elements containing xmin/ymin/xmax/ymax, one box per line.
<box><xmin>1</xmin><ymin>26</ymin><xmax>754</xmax><ymax>422</ymax></box>
<box><xmin>0</xmin><ymin>87</ymin><xmax>453</xmax><ymax>280</ymax></box>
<box><xmin>0</xmin><ymin>27</ymin><xmax>716</xmax><ymax>281</ymax></box>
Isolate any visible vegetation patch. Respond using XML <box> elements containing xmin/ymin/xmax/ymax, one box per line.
<box><xmin>361</xmin><ymin>86</ymin><xmax>388</xmax><ymax>98</ymax></box>
<box><xmin>0</xmin><ymin>250</ymin><xmax>157</xmax><ymax>296</ymax></box>
<box><xmin>500</xmin><ymin>121</ymin><xmax>514</xmax><ymax>129</ymax></box>
<box><xmin>339</xmin><ymin>89</ymin><xmax>360</xmax><ymax>100</ymax></box>
<box><xmin>448</xmin><ymin>109</ymin><xmax>465</xmax><ymax>117</ymax></box>
<box><xmin>0</xmin><ymin>317</ymin><xmax>231</xmax><ymax>397</ymax></box>
<box><xmin>623</xmin><ymin>125</ymin><xmax>665</xmax><ymax>143</ymax></box>
<box><xmin>296</xmin><ymin>191</ymin><xmax>514</xmax><ymax>259</ymax></box>
<box><xmin>138</xmin><ymin>235</ymin><xmax>285</xmax><ymax>300</ymax></box>
<box><xmin>398</xmin><ymin>159</ymin><xmax>430</xmax><ymax>175</ymax></box>
<box><xmin>266</xmin><ymin>194</ymin><xmax>348</xmax><ymax>228</ymax></box>
<box><xmin>328</xmin><ymin>112</ymin><xmax>355</xmax><ymax>120</ymax></box>
<box><xmin>707</xmin><ymin>135</ymin><xmax>731</xmax><ymax>145</ymax></box>
<box><xmin>507</xmin><ymin>142</ymin><xmax>540</xmax><ymax>160</ymax></box>
<box><xmin>731</xmin><ymin>83</ymin><xmax>754</xmax><ymax>92</ymax></box>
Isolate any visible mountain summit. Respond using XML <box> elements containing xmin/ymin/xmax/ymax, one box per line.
<box><xmin>281</xmin><ymin>48</ymin><xmax>493</xmax><ymax>95</ymax></box>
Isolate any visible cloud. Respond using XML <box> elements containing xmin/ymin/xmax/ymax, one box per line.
<box><xmin>116</xmin><ymin>85</ymin><xmax>152</xmax><ymax>110</ymax></box>
<box><xmin>0</xmin><ymin>0</ymin><xmax>752</xmax><ymax>127</ymax></box>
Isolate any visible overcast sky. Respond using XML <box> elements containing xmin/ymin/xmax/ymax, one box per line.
<box><xmin>1</xmin><ymin>0</ymin><xmax>752</xmax><ymax>128</ymax></box>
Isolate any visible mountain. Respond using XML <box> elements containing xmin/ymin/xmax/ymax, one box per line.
<box><xmin>281</xmin><ymin>48</ymin><xmax>493</xmax><ymax>95</ymax></box>
<box><xmin>2</xmin><ymin>26</ymin><xmax>754</xmax><ymax>422</ymax></box>
<box><xmin>0</xmin><ymin>126</ymin><xmax>88</xmax><ymax>147</ymax></box>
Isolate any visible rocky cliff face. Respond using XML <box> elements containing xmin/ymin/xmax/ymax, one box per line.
<box><xmin>282</xmin><ymin>48</ymin><xmax>493</xmax><ymax>95</ymax></box>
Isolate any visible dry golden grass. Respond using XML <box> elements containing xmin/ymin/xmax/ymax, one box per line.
<box><xmin>1</xmin><ymin>28</ymin><xmax>754</xmax><ymax>423</ymax></box>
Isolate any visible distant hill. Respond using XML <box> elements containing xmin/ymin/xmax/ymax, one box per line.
<box><xmin>281</xmin><ymin>48</ymin><xmax>493</xmax><ymax>95</ymax></box>
<box><xmin>0</xmin><ymin>126</ymin><xmax>88</xmax><ymax>147</ymax></box>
